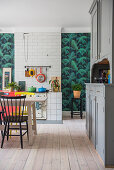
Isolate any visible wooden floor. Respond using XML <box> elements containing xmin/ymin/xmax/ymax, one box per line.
<box><xmin>0</xmin><ymin>117</ymin><xmax>113</xmax><ymax>170</ymax></box>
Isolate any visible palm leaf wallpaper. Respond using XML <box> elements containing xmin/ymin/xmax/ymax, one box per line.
<box><xmin>61</xmin><ymin>33</ymin><xmax>90</xmax><ymax>111</ymax></box>
<box><xmin>0</xmin><ymin>34</ymin><xmax>14</xmax><ymax>89</ymax></box>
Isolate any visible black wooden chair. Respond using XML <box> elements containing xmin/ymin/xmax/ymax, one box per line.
<box><xmin>0</xmin><ymin>92</ymin><xmax>5</xmax><ymax>138</ymax></box>
<box><xmin>0</xmin><ymin>95</ymin><xmax>28</xmax><ymax>149</ymax></box>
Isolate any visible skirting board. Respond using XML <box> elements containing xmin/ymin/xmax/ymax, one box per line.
<box><xmin>37</xmin><ymin>120</ymin><xmax>63</xmax><ymax>124</ymax></box>
<box><xmin>63</xmin><ymin>111</ymin><xmax>86</xmax><ymax>117</ymax></box>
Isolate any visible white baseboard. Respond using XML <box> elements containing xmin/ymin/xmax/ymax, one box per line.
<box><xmin>62</xmin><ymin>111</ymin><xmax>86</xmax><ymax>117</ymax></box>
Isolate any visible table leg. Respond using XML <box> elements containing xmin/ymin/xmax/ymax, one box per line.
<box><xmin>33</xmin><ymin>103</ymin><xmax>37</xmax><ymax>135</ymax></box>
<box><xmin>27</xmin><ymin>103</ymin><xmax>33</xmax><ymax>145</ymax></box>
<box><xmin>71</xmin><ymin>99</ymin><xmax>73</xmax><ymax>118</ymax></box>
<box><xmin>80</xmin><ymin>99</ymin><xmax>83</xmax><ymax>119</ymax></box>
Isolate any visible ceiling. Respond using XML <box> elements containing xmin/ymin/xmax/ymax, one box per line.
<box><xmin>0</xmin><ymin>0</ymin><xmax>93</xmax><ymax>30</ymax></box>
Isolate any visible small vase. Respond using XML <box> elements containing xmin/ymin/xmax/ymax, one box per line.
<box><xmin>53</xmin><ymin>87</ymin><xmax>58</xmax><ymax>92</ymax></box>
<box><xmin>73</xmin><ymin>91</ymin><xmax>81</xmax><ymax>98</ymax></box>
<box><xmin>10</xmin><ymin>87</ymin><xmax>14</xmax><ymax>92</ymax></box>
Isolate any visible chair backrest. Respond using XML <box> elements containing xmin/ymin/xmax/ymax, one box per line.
<box><xmin>0</xmin><ymin>95</ymin><xmax>26</xmax><ymax>122</ymax></box>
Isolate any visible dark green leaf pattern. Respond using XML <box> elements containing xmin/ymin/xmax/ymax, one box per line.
<box><xmin>61</xmin><ymin>33</ymin><xmax>90</xmax><ymax>111</ymax></box>
<box><xmin>0</xmin><ymin>34</ymin><xmax>14</xmax><ymax>89</ymax></box>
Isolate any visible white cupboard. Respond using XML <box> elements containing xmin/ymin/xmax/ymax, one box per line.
<box><xmin>86</xmin><ymin>84</ymin><xmax>114</xmax><ymax>166</ymax></box>
<box><xmin>87</xmin><ymin>0</ymin><xmax>114</xmax><ymax>166</ymax></box>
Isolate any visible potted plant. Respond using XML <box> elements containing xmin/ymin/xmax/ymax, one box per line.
<box><xmin>72</xmin><ymin>84</ymin><xmax>82</xmax><ymax>98</ymax></box>
<box><xmin>49</xmin><ymin>77</ymin><xmax>60</xmax><ymax>92</ymax></box>
<box><xmin>6</xmin><ymin>82</ymin><xmax>21</xmax><ymax>92</ymax></box>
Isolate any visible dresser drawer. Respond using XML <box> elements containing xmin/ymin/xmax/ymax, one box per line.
<box><xmin>95</xmin><ymin>86</ymin><xmax>104</xmax><ymax>97</ymax></box>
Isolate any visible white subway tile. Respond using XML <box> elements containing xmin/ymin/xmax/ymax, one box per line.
<box><xmin>57</xmin><ymin>104</ymin><xmax>62</xmax><ymax>110</ymax></box>
<box><xmin>51</xmin><ymin>104</ymin><xmax>56</xmax><ymax>110</ymax></box>
<box><xmin>57</xmin><ymin>110</ymin><xmax>62</xmax><ymax>115</ymax></box>
<box><xmin>51</xmin><ymin>110</ymin><xmax>56</xmax><ymax>115</ymax></box>
<box><xmin>56</xmin><ymin>115</ymin><xmax>62</xmax><ymax>120</ymax></box>
<box><xmin>47</xmin><ymin>114</ymin><xmax>51</xmax><ymax>120</ymax></box>
<box><xmin>50</xmin><ymin>114</ymin><xmax>56</xmax><ymax>120</ymax></box>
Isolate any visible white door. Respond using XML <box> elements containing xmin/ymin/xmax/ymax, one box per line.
<box><xmin>91</xmin><ymin>2</ymin><xmax>98</xmax><ymax>63</ymax></box>
<box><xmin>90</xmin><ymin>94</ymin><xmax>96</xmax><ymax>147</ymax></box>
<box><xmin>96</xmin><ymin>95</ymin><xmax>105</xmax><ymax>162</ymax></box>
<box><xmin>101</xmin><ymin>0</ymin><xmax>112</xmax><ymax>58</ymax></box>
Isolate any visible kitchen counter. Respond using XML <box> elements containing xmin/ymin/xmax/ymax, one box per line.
<box><xmin>36</xmin><ymin>92</ymin><xmax>63</xmax><ymax>124</ymax></box>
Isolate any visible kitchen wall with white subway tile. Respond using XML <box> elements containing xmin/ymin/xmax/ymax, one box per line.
<box><xmin>14</xmin><ymin>31</ymin><xmax>62</xmax><ymax>123</ymax></box>
<box><xmin>15</xmin><ymin>32</ymin><xmax>61</xmax><ymax>90</ymax></box>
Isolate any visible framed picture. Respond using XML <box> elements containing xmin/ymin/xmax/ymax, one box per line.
<box><xmin>2</xmin><ymin>68</ymin><xmax>12</xmax><ymax>90</ymax></box>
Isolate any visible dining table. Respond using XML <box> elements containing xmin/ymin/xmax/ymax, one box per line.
<box><xmin>0</xmin><ymin>95</ymin><xmax>47</xmax><ymax>146</ymax></box>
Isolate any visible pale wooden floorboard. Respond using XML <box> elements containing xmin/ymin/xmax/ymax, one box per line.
<box><xmin>51</xmin><ymin>125</ymin><xmax>60</xmax><ymax>170</ymax></box>
<box><xmin>0</xmin><ymin>117</ymin><xmax>114</xmax><ymax>170</ymax></box>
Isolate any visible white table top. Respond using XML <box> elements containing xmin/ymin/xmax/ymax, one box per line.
<box><xmin>2</xmin><ymin>96</ymin><xmax>47</xmax><ymax>103</ymax></box>
<box><xmin>25</xmin><ymin>96</ymin><xmax>47</xmax><ymax>102</ymax></box>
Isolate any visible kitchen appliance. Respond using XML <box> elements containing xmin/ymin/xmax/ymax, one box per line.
<box><xmin>38</xmin><ymin>87</ymin><xmax>46</xmax><ymax>92</ymax></box>
<box><xmin>25</xmin><ymin>68</ymin><xmax>30</xmax><ymax>77</ymax></box>
<box><xmin>35</xmin><ymin>68</ymin><xmax>37</xmax><ymax>78</ymax></box>
<box><xmin>46</xmin><ymin>67</ymin><xmax>47</xmax><ymax>82</ymax></box>
<box><xmin>35</xmin><ymin>93</ymin><xmax>47</xmax><ymax>119</ymax></box>
<box><xmin>29</xmin><ymin>68</ymin><xmax>35</xmax><ymax>77</ymax></box>
<box><xmin>36</xmin><ymin>67</ymin><xmax>46</xmax><ymax>83</ymax></box>
<box><xmin>28</xmin><ymin>86</ymin><xmax>36</xmax><ymax>92</ymax></box>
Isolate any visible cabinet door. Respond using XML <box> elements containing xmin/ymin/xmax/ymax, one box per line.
<box><xmin>91</xmin><ymin>2</ymin><xmax>98</xmax><ymax>63</ymax></box>
<box><xmin>101</xmin><ymin>0</ymin><xmax>112</xmax><ymax>58</ymax></box>
<box><xmin>90</xmin><ymin>94</ymin><xmax>96</xmax><ymax>147</ymax></box>
<box><xmin>96</xmin><ymin>96</ymin><xmax>105</xmax><ymax>162</ymax></box>
<box><xmin>97</xmin><ymin>0</ymin><xmax>101</xmax><ymax>59</ymax></box>
<box><xmin>86</xmin><ymin>89</ymin><xmax>90</xmax><ymax>137</ymax></box>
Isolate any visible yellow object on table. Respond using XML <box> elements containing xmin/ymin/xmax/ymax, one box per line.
<box><xmin>15</xmin><ymin>92</ymin><xmax>35</xmax><ymax>96</ymax></box>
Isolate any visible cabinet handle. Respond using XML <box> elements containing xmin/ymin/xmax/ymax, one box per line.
<box><xmin>109</xmin><ymin>38</ymin><xmax>110</xmax><ymax>44</ymax></box>
<box><xmin>91</xmin><ymin>101</ymin><xmax>92</xmax><ymax>137</ymax></box>
<box><xmin>90</xmin><ymin>90</ymin><xmax>93</xmax><ymax>92</ymax></box>
<box><xmin>89</xmin><ymin>100</ymin><xmax>92</xmax><ymax>138</ymax></box>
<box><xmin>96</xmin><ymin>103</ymin><xmax>98</xmax><ymax>145</ymax></box>
<box><xmin>96</xmin><ymin>91</ymin><xmax>100</xmax><ymax>92</ymax></box>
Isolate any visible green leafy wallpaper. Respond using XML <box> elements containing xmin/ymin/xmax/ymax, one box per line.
<box><xmin>61</xmin><ymin>33</ymin><xmax>90</xmax><ymax>111</ymax></box>
<box><xmin>0</xmin><ymin>34</ymin><xmax>14</xmax><ymax>89</ymax></box>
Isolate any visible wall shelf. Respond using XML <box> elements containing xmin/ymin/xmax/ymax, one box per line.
<box><xmin>25</xmin><ymin>66</ymin><xmax>51</xmax><ymax>68</ymax></box>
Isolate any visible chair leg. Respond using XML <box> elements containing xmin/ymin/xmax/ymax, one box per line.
<box><xmin>9</xmin><ymin>123</ymin><xmax>12</xmax><ymax>139</ymax></box>
<box><xmin>1</xmin><ymin>131</ymin><xmax>3</xmax><ymax>138</ymax></box>
<box><xmin>26</xmin><ymin>121</ymin><xmax>29</xmax><ymax>140</ymax></box>
<box><xmin>1</xmin><ymin>123</ymin><xmax>7</xmax><ymax>148</ymax></box>
<box><xmin>7</xmin><ymin>123</ymin><xmax>9</xmax><ymax>141</ymax></box>
<box><xmin>0</xmin><ymin>114</ymin><xmax>3</xmax><ymax>138</ymax></box>
<box><xmin>20</xmin><ymin>123</ymin><xmax>23</xmax><ymax>149</ymax></box>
